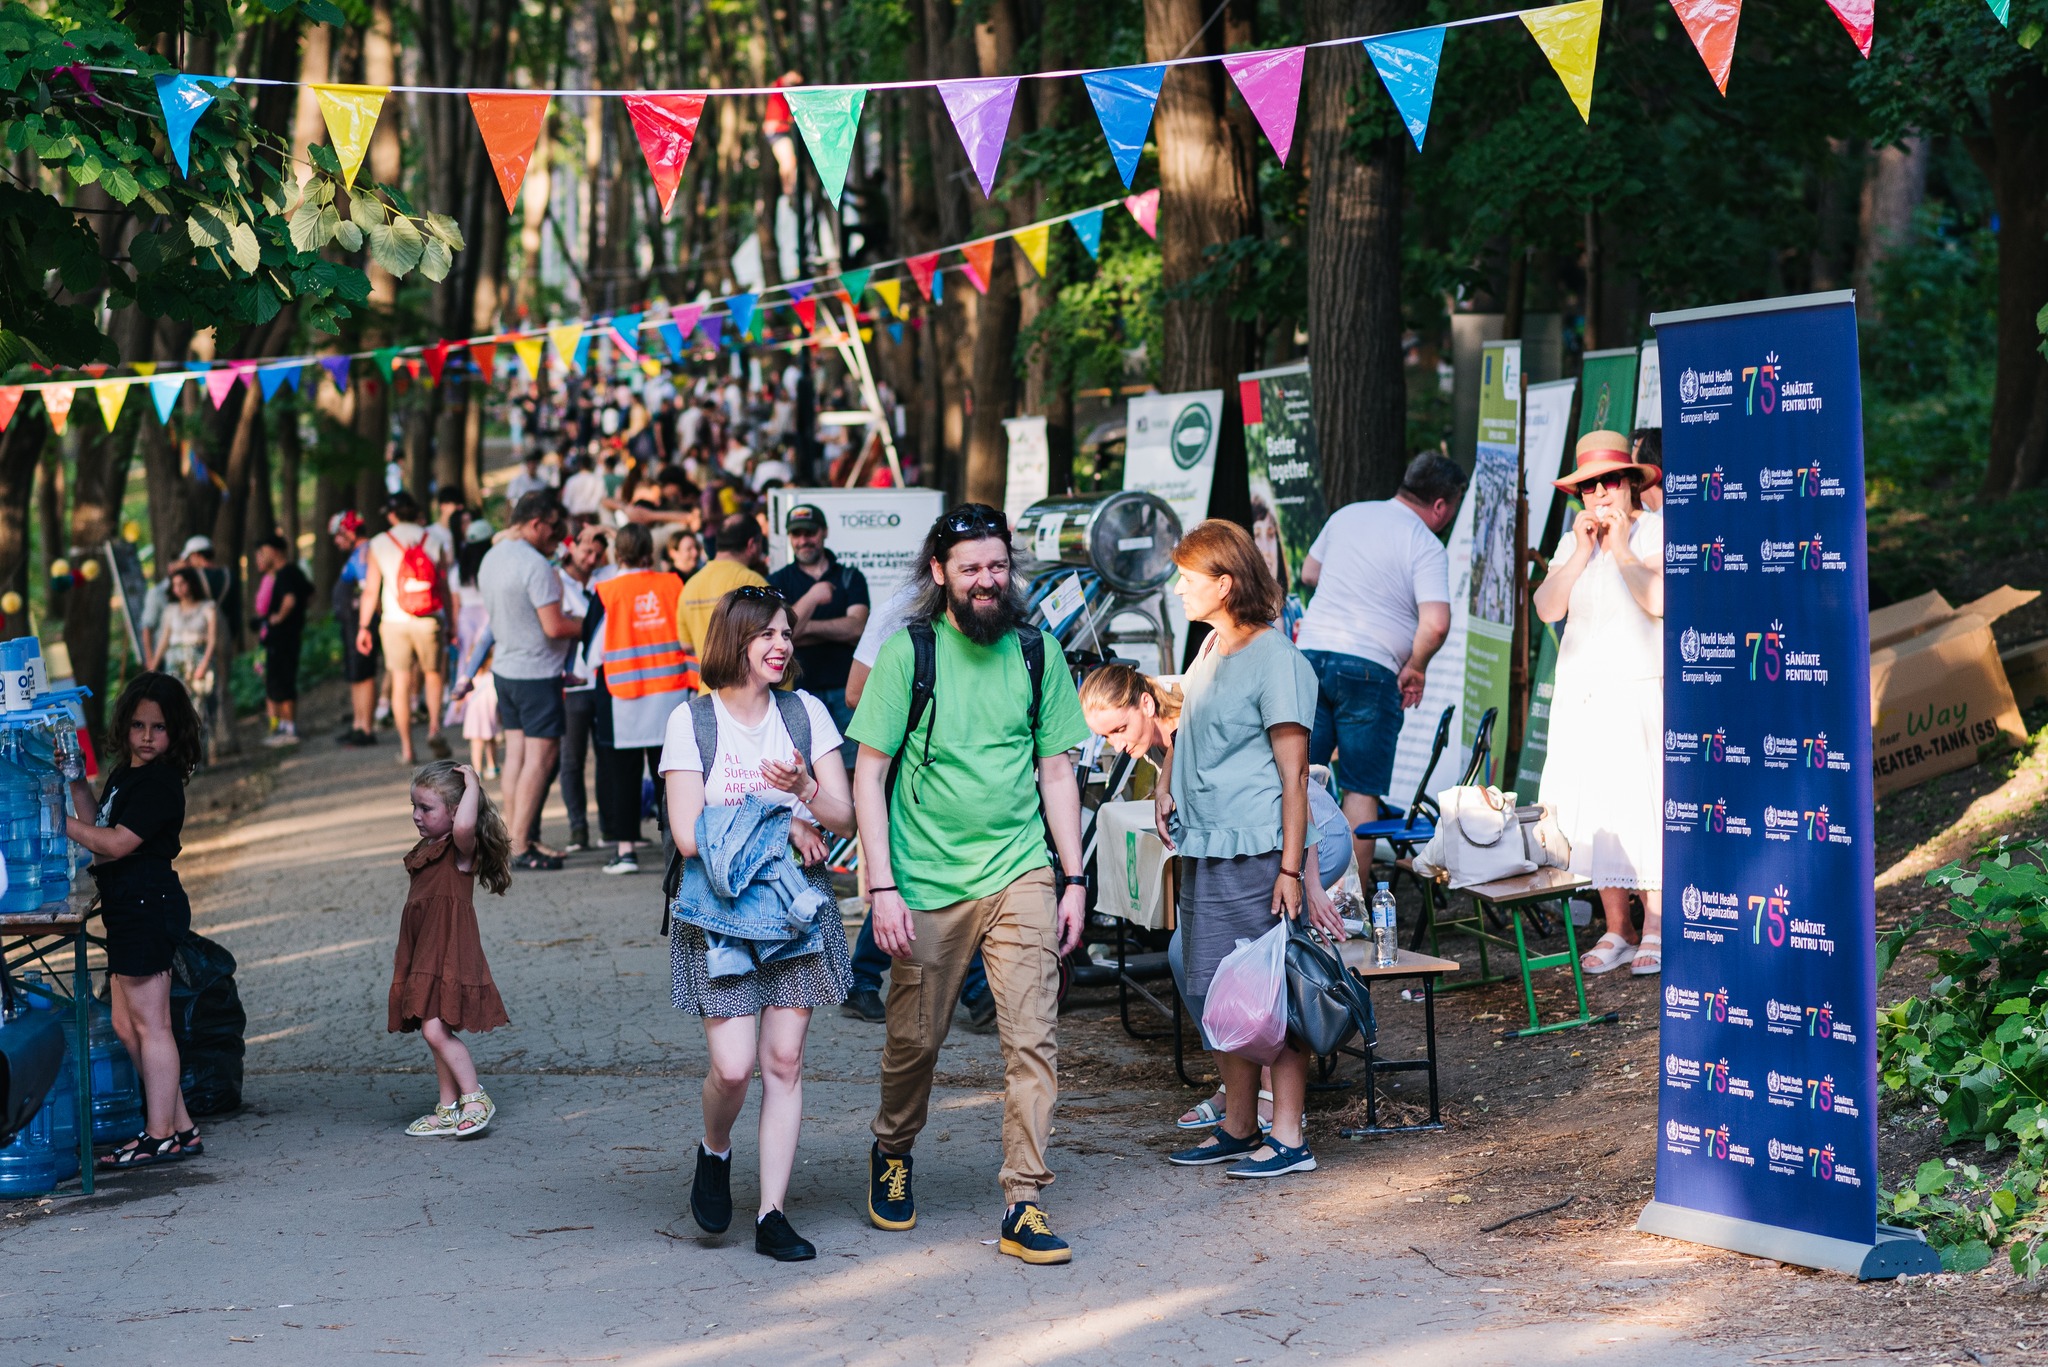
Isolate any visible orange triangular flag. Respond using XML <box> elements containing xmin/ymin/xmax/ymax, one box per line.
<box><xmin>960</xmin><ymin>240</ymin><xmax>994</xmax><ymax>295</ymax></box>
<box><xmin>1668</xmin><ymin>0</ymin><xmax>1741</xmax><ymax>94</ymax></box>
<box><xmin>43</xmin><ymin>385</ymin><xmax>75</xmax><ymax>435</ymax></box>
<box><xmin>469</xmin><ymin>93</ymin><xmax>551</xmax><ymax>214</ymax></box>
<box><xmin>471</xmin><ymin>343</ymin><xmax>497</xmax><ymax>387</ymax></box>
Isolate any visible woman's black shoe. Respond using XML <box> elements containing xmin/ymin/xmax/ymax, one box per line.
<box><xmin>690</xmin><ymin>1144</ymin><xmax>732</xmax><ymax>1233</ymax></box>
<box><xmin>755</xmin><ymin>1209</ymin><xmax>816</xmax><ymax>1261</ymax></box>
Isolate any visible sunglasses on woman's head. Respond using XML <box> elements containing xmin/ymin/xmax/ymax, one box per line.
<box><xmin>733</xmin><ymin>584</ymin><xmax>784</xmax><ymax>604</ymax></box>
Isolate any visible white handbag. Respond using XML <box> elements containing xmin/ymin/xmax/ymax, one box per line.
<box><xmin>1409</xmin><ymin>785</ymin><xmax>1571</xmax><ymax>889</ymax></box>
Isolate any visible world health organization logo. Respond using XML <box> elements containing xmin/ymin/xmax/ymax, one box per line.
<box><xmin>1681</xmin><ymin>885</ymin><xmax>1702</xmax><ymax>919</ymax></box>
<box><xmin>1679</xmin><ymin>368</ymin><xmax>1702</xmax><ymax>404</ymax></box>
<box><xmin>1665</xmin><ymin>798</ymin><xmax>1679</xmax><ymax>820</ymax></box>
<box><xmin>1680</xmin><ymin>626</ymin><xmax>1702</xmax><ymax>664</ymax></box>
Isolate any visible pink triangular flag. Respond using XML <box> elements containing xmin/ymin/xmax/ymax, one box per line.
<box><xmin>1124</xmin><ymin>188</ymin><xmax>1159</xmax><ymax>239</ymax></box>
<box><xmin>1824</xmin><ymin>0</ymin><xmax>1873</xmax><ymax>55</ymax></box>
<box><xmin>205</xmin><ymin>368</ymin><xmax>240</xmax><ymax>408</ymax></box>
<box><xmin>1221</xmin><ymin>48</ymin><xmax>1305</xmax><ymax>165</ymax></box>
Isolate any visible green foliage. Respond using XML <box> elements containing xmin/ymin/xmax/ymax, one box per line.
<box><xmin>0</xmin><ymin>0</ymin><xmax>460</xmax><ymax>368</ymax></box>
<box><xmin>1877</xmin><ymin>842</ymin><xmax>2048</xmax><ymax>1277</ymax></box>
<box><xmin>1851</xmin><ymin>0</ymin><xmax>2048</xmax><ymax>145</ymax></box>
<box><xmin>230</xmin><ymin>615</ymin><xmax>345</xmax><ymax>716</ymax></box>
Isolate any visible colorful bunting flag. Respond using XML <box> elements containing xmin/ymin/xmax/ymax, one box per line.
<box><xmin>907</xmin><ymin>253</ymin><xmax>940</xmax><ymax>302</ymax></box>
<box><xmin>785</xmin><ymin>282</ymin><xmax>814</xmax><ymax>303</ymax></box>
<box><xmin>372</xmin><ymin>347</ymin><xmax>401</xmax><ymax>380</ymax></box>
<box><xmin>320</xmin><ymin>356</ymin><xmax>352</xmax><ymax>393</ymax></box>
<box><xmin>510</xmin><ymin>336</ymin><xmax>545</xmax><ymax>380</ymax></box>
<box><xmin>672</xmin><ymin>302</ymin><xmax>706</xmax><ymax>338</ymax></box>
<box><xmin>81</xmin><ymin>364</ymin><xmax>109</xmax><ymax>379</ymax></box>
<box><xmin>609</xmin><ymin>312</ymin><xmax>644</xmax><ymax>355</ymax></box>
<box><xmin>654</xmin><ymin>321</ymin><xmax>684</xmax><ymax>359</ymax></box>
<box><xmin>0</xmin><ymin>387</ymin><xmax>20</xmax><ymax>434</ymax></box>
<box><xmin>784</xmin><ymin>88</ymin><xmax>867</xmax><ymax>207</ymax></box>
<box><xmin>1070</xmin><ymin>209</ymin><xmax>1104</xmax><ymax>259</ymax></box>
<box><xmin>938</xmin><ymin>77</ymin><xmax>1021</xmax><ymax>198</ymax></box>
<box><xmin>1124</xmin><ymin>188</ymin><xmax>1160</xmax><ymax>239</ymax></box>
<box><xmin>696</xmin><ymin>314</ymin><xmax>725</xmax><ymax>351</ymax></box>
<box><xmin>1014</xmin><ymin>223</ymin><xmax>1050</xmax><ymax>277</ymax></box>
<box><xmin>153</xmin><ymin>74</ymin><xmax>222</xmax><ymax>177</ymax></box>
<box><xmin>93</xmin><ymin>381</ymin><xmax>127</xmax><ymax>430</ymax></box>
<box><xmin>727</xmin><ymin>293</ymin><xmax>759</xmax><ymax>337</ymax></box>
<box><xmin>931</xmin><ymin>270</ymin><xmax>944</xmax><ymax>305</ymax></box>
<box><xmin>258</xmin><ymin>363</ymin><xmax>297</xmax><ymax>401</ymax></box>
<box><xmin>1824</xmin><ymin>0</ymin><xmax>1874</xmax><ymax>55</ymax></box>
<box><xmin>311</xmin><ymin>83</ymin><xmax>389</xmax><ymax>189</ymax></box>
<box><xmin>205</xmin><ymin>368</ymin><xmax>240</xmax><ymax>408</ymax></box>
<box><xmin>131</xmin><ymin>362</ymin><xmax>157</xmax><ymax>377</ymax></box>
<box><xmin>1363</xmin><ymin>28</ymin><xmax>1447</xmax><ymax>152</ymax></box>
<box><xmin>1522</xmin><ymin>0</ymin><xmax>1603</xmax><ymax>123</ymax></box>
<box><xmin>960</xmin><ymin>240</ymin><xmax>995</xmax><ymax>294</ymax></box>
<box><xmin>887</xmin><ymin>323</ymin><xmax>904</xmax><ymax>345</ymax></box>
<box><xmin>548</xmin><ymin>325</ymin><xmax>585</xmax><ymax>370</ymax></box>
<box><xmin>622</xmin><ymin>93</ymin><xmax>707</xmax><ymax>219</ymax></box>
<box><xmin>874</xmin><ymin>278</ymin><xmax>904</xmax><ymax>318</ymax></box>
<box><xmin>1083</xmin><ymin>65</ymin><xmax>1166</xmax><ymax>189</ymax></box>
<box><xmin>424</xmin><ymin>341</ymin><xmax>458</xmax><ymax>386</ymax></box>
<box><xmin>469</xmin><ymin>93</ymin><xmax>552</xmax><ymax>214</ymax></box>
<box><xmin>1221</xmin><ymin>48</ymin><xmax>1305</xmax><ymax>165</ymax></box>
<box><xmin>793</xmin><ymin>297</ymin><xmax>818</xmax><ymax>329</ymax></box>
<box><xmin>1667</xmin><ymin>0</ymin><xmax>1741</xmax><ymax>93</ymax></box>
<box><xmin>472</xmin><ymin>344</ymin><xmax>498</xmax><ymax>386</ymax></box>
<box><xmin>1986</xmin><ymin>0</ymin><xmax>2010</xmax><ymax>25</ymax></box>
<box><xmin>42</xmin><ymin>385</ymin><xmax>74</xmax><ymax>435</ymax></box>
<box><xmin>839</xmin><ymin>268</ymin><xmax>872</xmax><ymax>301</ymax></box>
<box><xmin>149</xmin><ymin>374</ymin><xmax>186</xmax><ymax>422</ymax></box>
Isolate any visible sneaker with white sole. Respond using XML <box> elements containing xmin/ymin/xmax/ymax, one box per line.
<box><xmin>1226</xmin><ymin>1139</ymin><xmax>1318</xmax><ymax>1179</ymax></box>
<box><xmin>602</xmin><ymin>856</ymin><xmax>640</xmax><ymax>876</ymax></box>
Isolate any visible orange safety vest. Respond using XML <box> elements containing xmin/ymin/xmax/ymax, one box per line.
<box><xmin>595</xmin><ymin>571</ymin><xmax>697</xmax><ymax>698</ymax></box>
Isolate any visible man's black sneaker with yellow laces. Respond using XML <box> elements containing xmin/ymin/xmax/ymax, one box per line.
<box><xmin>998</xmin><ymin>1201</ymin><xmax>1071</xmax><ymax>1265</ymax></box>
<box><xmin>868</xmin><ymin>1143</ymin><xmax>917</xmax><ymax>1230</ymax></box>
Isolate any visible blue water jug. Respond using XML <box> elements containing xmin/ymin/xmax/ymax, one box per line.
<box><xmin>0</xmin><ymin>978</ymin><xmax>82</xmax><ymax>1195</ymax></box>
<box><xmin>73</xmin><ymin>996</ymin><xmax>142</xmax><ymax>1146</ymax></box>
<box><xmin>0</xmin><ymin>748</ymin><xmax>43</xmax><ymax>914</ymax></box>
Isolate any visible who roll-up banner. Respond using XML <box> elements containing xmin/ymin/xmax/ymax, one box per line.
<box><xmin>1639</xmin><ymin>291</ymin><xmax>1937</xmax><ymax>1279</ymax></box>
<box><xmin>1462</xmin><ymin>340</ymin><xmax>1520</xmax><ymax>756</ymax></box>
<box><xmin>1508</xmin><ymin>377</ymin><xmax>1576</xmax><ymax>796</ymax></box>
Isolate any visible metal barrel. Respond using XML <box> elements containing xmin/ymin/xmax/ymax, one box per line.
<box><xmin>1012</xmin><ymin>491</ymin><xmax>1182</xmax><ymax>595</ymax></box>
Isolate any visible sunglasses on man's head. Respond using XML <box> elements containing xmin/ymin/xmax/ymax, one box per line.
<box><xmin>941</xmin><ymin>504</ymin><xmax>1007</xmax><ymax>539</ymax></box>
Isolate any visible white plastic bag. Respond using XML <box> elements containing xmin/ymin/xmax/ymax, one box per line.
<box><xmin>1201</xmin><ymin>921</ymin><xmax>1290</xmax><ymax>1063</ymax></box>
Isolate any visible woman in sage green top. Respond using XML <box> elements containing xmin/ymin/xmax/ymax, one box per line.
<box><xmin>1154</xmin><ymin>520</ymin><xmax>1346</xmax><ymax>1180</ymax></box>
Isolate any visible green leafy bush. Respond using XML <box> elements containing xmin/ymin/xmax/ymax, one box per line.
<box><xmin>1877</xmin><ymin>842</ymin><xmax>2048</xmax><ymax>1275</ymax></box>
<box><xmin>229</xmin><ymin>616</ymin><xmax>346</xmax><ymax>717</ymax></box>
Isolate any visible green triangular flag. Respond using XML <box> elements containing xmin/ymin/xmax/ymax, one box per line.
<box><xmin>1986</xmin><ymin>0</ymin><xmax>2010</xmax><ymax>24</ymax></box>
<box><xmin>785</xmin><ymin>87</ymin><xmax>867</xmax><ymax>207</ymax></box>
<box><xmin>839</xmin><ymin>267</ymin><xmax>872</xmax><ymax>302</ymax></box>
<box><xmin>372</xmin><ymin>347</ymin><xmax>401</xmax><ymax>380</ymax></box>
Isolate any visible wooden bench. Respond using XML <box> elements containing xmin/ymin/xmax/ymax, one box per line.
<box><xmin>1422</xmin><ymin>866</ymin><xmax>1620</xmax><ymax>1038</ymax></box>
<box><xmin>1331</xmin><ymin>942</ymin><xmax>1460</xmax><ymax>1137</ymax></box>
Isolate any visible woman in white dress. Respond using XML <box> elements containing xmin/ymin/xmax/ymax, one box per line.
<box><xmin>1534</xmin><ymin>431</ymin><xmax>1666</xmax><ymax>977</ymax></box>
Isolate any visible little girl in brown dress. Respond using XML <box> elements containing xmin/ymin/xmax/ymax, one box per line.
<box><xmin>388</xmin><ymin>760</ymin><xmax>513</xmax><ymax>1138</ymax></box>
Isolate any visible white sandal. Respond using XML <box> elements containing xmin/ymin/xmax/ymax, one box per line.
<box><xmin>1581</xmin><ymin>932</ymin><xmax>1637</xmax><ymax>975</ymax></box>
<box><xmin>1629</xmin><ymin>933</ymin><xmax>1663</xmax><ymax>976</ymax></box>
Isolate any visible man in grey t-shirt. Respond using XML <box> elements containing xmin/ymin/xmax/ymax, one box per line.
<box><xmin>477</xmin><ymin>491</ymin><xmax>582</xmax><ymax>869</ymax></box>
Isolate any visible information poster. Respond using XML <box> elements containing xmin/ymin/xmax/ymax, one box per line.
<box><xmin>1636</xmin><ymin>339</ymin><xmax>1663</xmax><ymax>429</ymax></box>
<box><xmin>1002</xmin><ymin>416</ymin><xmax>1050</xmax><ymax>532</ymax></box>
<box><xmin>1389</xmin><ymin>491</ymin><xmax>1477</xmax><ymax>808</ymax></box>
<box><xmin>1239</xmin><ymin>363</ymin><xmax>1328</xmax><ymax>612</ymax></box>
<box><xmin>1578</xmin><ymin>347</ymin><xmax>1641</xmax><ymax>444</ymax></box>
<box><xmin>1123</xmin><ymin>390</ymin><xmax>1221</xmax><ymax>532</ymax></box>
<box><xmin>765</xmin><ymin>486</ymin><xmax>944</xmax><ymax>607</ymax></box>
<box><xmin>1644</xmin><ymin>292</ymin><xmax>1883</xmax><ymax>1266</ymax></box>
<box><xmin>1509</xmin><ymin>378</ymin><xmax>1574</xmax><ymax>796</ymax></box>
<box><xmin>1462</xmin><ymin>340</ymin><xmax>1519</xmax><ymax>753</ymax></box>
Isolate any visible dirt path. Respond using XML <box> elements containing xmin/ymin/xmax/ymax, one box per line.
<box><xmin>0</xmin><ymin>694</ymin><xmax>2040</xmax><ymax>1364</ymax></box>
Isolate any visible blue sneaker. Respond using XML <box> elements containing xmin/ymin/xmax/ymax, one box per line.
<box><xmin>1168</xmin><ymin>1127</ymin><xmax>1263</xmax><ymax>1166</ymax></box>
<box><xmin>998</xmin><ymin>1201</ymin><xmax>1071</xmax><ymax>1265</ymax></box>
<box><xmin>868</xmin><ymin>1144</ymin><xmax>917</xmax><ymax>1230</ymax></box>
<box><xmin>1226</xmin><ymin>1139</ymin><xmax>1318</xmax><ymax>1179</ymax></box>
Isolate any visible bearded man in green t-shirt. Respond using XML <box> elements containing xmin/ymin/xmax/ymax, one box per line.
<box><xmin>846</xmin><ymin>503</ymin><xmax>1091</xmax><ymax>1266</ymax></box>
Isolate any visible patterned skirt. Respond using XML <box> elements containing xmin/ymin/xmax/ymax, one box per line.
<box><xmin>668</xmin><ymin>864</ymin><xmax>853</xmax><ymax>1018</ymax></box>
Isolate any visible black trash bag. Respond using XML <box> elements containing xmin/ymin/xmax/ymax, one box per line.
<box><xmin>168</xmin><ymin>931</ymin><xmax>246</xmax><ymax>1116</ymax></box>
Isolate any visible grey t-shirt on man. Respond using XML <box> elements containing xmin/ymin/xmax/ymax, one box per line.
<box><xmin>478</xmin><ymin>538</ymin><xmax>571</xmax><ymax>681</ymax></box>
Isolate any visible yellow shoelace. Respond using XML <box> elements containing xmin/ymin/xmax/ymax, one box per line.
<box><xmin>881</xmin><ymin>1159</ymin><xmax>910</xmax><ymax>1202</ymax></box>
<box><xmin>1012</xmin><ymin>1206</ymin><xmax>1054</xmax><ymax>1237</ymax></box>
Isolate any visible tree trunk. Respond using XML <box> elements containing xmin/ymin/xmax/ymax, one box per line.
<box><xmin>1303</xmin><ymin>0</ymin><xmax>1417</xmax><ymax>508</ymax></box>
<box><xmin>277</xmin><ymin>397</ymin><xmax>302</xmax><ymax>555</ymax></box>
<box><xmin>0</xmin><ymin>419</ymin><xmax>48</xmax><ymax>640</ymax></box>
<box><xmin>64</xmin><ymin>415</ymin><xmax>140</xmax><ymax>741</ymax></box>
<box><xmin>1856</xmin><ymin>134</ymin><xmax>1928</xmax><ymax>298</ymax></box>
<box><xmin>1975</xmin><ymin>68</ymin><xmax>2048</xmax><ymax>497</ymax></box>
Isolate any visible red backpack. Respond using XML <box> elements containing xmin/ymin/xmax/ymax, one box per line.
<box><xmin>392</xmin><ymin>533</ymin><xmax>445</xmax><ymax>617</ymax></box>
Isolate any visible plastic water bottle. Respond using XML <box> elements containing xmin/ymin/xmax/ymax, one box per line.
<box><xmin>1371</xmin><ymin>881</ymin><xmax>1398</xmax><ymax>968</ymax></box>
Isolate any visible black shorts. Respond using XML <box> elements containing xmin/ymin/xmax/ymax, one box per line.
<box><xmin>264</xmin><ymin>631</ymin><xmax>302</xmax><ymax>702</ymax></box>
<box><xmin>496</xmin><ymin>674</ymin><xmax>566</xmax><ymax>739</ymax></box>
<box><xmin>342</xmin><ymin>614</ymin><xmax>380</xmax><ymax>684</ymax></box>
<box><xmin>99</xmin><ymin>883</ymin><xmax>192</xmax><ymax>978</ymax></box>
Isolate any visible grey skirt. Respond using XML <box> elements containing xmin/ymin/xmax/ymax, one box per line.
<box><xmin>668</xmin><ymin>864</ymin><xmax>854</xmax><ymax>1018</ymax></box>
<box><xmin>1178</xmin><ymin>850</ymin><xmax>1285</xmax><ymax>998</ymax></box>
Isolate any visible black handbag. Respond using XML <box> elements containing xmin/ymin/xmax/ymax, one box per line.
<box><xmin>1284</xmin><ymin>918</ymin><xmax>1376</xmax><ymax>1057</ymax></box>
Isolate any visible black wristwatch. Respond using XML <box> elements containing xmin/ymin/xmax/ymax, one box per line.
<box><xmin>1060</xmin><ymin>872</ymin><xmax>1089</xmax><ymax>893</ymax></box>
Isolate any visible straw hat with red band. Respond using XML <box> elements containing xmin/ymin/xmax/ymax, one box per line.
<box><xmin>1554</xmin><ymin>429</ymin><xmax>1662</xmax><ymax>492</ymax></box>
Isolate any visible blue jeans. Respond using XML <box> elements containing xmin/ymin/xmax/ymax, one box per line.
<box><xmin>1303</xmin><ymin>650</ymin><xmax>1403</xmax><ymax>800</ymax></box>
<box><xmin>851</xmin><ymin>908</ymin><xmax>988</xmax><ymax>1006</ymax></box>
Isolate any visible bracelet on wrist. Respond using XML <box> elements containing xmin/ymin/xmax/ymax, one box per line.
<box><xmin>869</xmin><ymin>884</ymin><xmax>897</xmax><ymax>894</ymax></box>
<box><xmin>1278</xmin><ymin>867</ymin><xmax>1305</xmax><ymax>882</ymax></box>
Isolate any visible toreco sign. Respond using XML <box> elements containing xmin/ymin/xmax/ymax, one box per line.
<box><xmin>1639</xmin><ymin>292</ymin><xmax>1937</xmax><ymax>1279</ymax></box>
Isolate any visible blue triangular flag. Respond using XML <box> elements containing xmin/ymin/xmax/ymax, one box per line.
<box><xmin>321</xmin><ymin>355</ymin><xmax>351</xmax><ymax>392</ymax></box>
<box><xmin>658</xmin><ymin>321</ymin><xmax>685</xmax><ymax>358</ymax></box>
<box><xmin>1362</xmin><ymin>28</ymin><xmax>1447</xmax><ymax>152</ymax></box>
<box><xmin>258</xmin><ymin>363</ymin><xmax>297</xmax><ymax>400</ymax></box>
<box><xmin>887</xmin><ymin>323</ymin><xmax>904</xmax><ymax>345</ymax></box>
<box><xmin>609</xmin><ymin>311</ymin><xmax>644</xmax><ymax>355</ymax></box>
<box><xmin>785</xmin><ymin>281</ymin><xmax>814</xmax><ymax>302</ymax></box>
<box><xmin>154</xmin><ymin>74</ymin><xmax>223</xmax><ymax>177</ymax></box>
<box><xmin>148</xmin><ymin>375</ymin><xmax>186</xmax><ymax>424</ymax></box>
<box><xmin>727</xmin><ymin>293</ymin><xmax>759</xmax><ymax>338</ymax></box>
<box><xmin>931</xmin><ymin>270</ymin><xmax>944</xmax><ymax>306</ymax></box>
<box><xmin>572</xmin><ymin>333</ymin><xmax>593</xmax><ymax>371</ymax></box>
<box><xmin>1070</xmin><ymin>209</ymin><xmax>1104</xmax><ymax>260</ymax></box>
<box><xmin>1082</xmin><ymin>65</ymin><xmax>1166</xmax><ymax>188</ymax></box>
<box><xmin>697</xmin><ymin>314</ymin><xmax>725</xmax><ymax>351</ymax></box>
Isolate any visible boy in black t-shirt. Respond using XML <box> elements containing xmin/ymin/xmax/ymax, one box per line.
<box><xmin>253</xmin><ymin>534</ymin><xmax>313</xmax><ymax>745</ymax></box>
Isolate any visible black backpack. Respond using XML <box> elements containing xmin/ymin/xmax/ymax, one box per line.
<box><xmin>886</xmin><ymin>619</ymin><xmax>1045</xmax><ymax>805</ymax></box>
<box><xmin>660</xmin><ymin>690</ymin><xmax>814</xmax><ymax>930</ymax></box>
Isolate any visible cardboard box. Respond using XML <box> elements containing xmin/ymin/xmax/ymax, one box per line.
<box><xmin>1870</xmin><ymin>586</ymin><xmax>2038</xmax><ymax>795</ymax></box>
<box><xmin>1999</xmin><ymin>635</ymin><xmax>2048</xmax><ymax>711</ymax></box>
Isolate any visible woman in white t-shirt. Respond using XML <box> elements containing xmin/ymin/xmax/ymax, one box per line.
<box><xmin>657</xmin><ymin>584</ymin><xmax>854</xmax><ymax>1261</ymax></box>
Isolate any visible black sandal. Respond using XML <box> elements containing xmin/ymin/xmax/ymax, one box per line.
<box><xmin>514</xmin><ymin>849</ymin><xmax>564</xmax><ymax>871</ymax></box>
<box><xmin>98</xmin><ymin>1132</ymin><xmax>183</xmax><ymax>1168</ymax></box>
<box><xmin>175</xmin><ymin>1127</ymin><xmax>203</xmax><ymax>1157</ymax></box>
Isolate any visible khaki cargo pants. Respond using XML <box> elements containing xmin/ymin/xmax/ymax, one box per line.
<box><xmin>871</xmin><ymin>866</ymin><xmax>1059</xmax><ymax>1205</ymax></box>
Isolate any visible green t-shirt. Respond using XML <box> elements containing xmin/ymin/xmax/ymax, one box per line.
<box><xmin>845</xmin><ymin>617</ymin><xmax>1091</xmax><ymax>910</ymax></box>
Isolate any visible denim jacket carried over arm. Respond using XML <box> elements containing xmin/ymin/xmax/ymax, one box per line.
<box><xmin>671</xmin><ymin>794</ymin><xmax>832</xmax><ymax>979</ymax></box>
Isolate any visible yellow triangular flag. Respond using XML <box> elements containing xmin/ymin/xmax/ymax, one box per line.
<box><xmin>312</xmin><ymin>83</ymin><xmax>389</xmax><ymax>188</ymax></box>
<box><xmin>94</xmin><ymin>380</ymin><xmax>129</xmax><ymax>430</ymax></box>
<box><xmin>640</xmin><ymin>355</ymin><xmax>661</xmax><ymax>377</ymax></box>
<box><xmin>512</xmin><ymin>336</ymin><xmax>546</xmax><ymax>380</ymax></box>
<box><xmin>1521</xmin><ymin>0</ymin><xmax>1602</xmax><ymax>124</ymax></box>
<box><xmin>132</xmin><ymin>362</ymin><xmax>157</xmax><ymax>378</ymax></box>
<box><xmin>548</xmin><ymin>324</ymin><xmax>585</xmax><ymax>369</ymax></box>
<box><xmin>873</xmin><ymin>278</ymin><xmax>903</xmax><ymax>319</ymax></box>
<box><xmin>1014</xmin><ymin>223</ymin><xmax>1050</xmax><ymax>278</ymax></box>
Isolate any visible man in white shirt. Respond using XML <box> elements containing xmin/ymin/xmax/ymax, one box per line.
<box><xmin>1296</xmin><ymin>452</ymin><xmax>1467</xmax><ymax>833</ymax></box>
<box><xmin>560</xmin><ymin>455</ymin><xmax>607</xmax><ymax>517</ymax></box>
<box><xmin>355</xmin><ymin>492</ymin><xmax>454</xmax><ymax>766</ymax></box>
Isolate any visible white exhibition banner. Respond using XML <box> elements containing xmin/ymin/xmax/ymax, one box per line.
<box><xmin>1002</xmin><ymin>416</ymin><xmax>1050</xmax><ymax>532</ymax></box>
<box><xmin>1635</xmin><ymin>339</ymin><xmax>1663</xmax><ymax>428</ymax></box>
<box><xmin>1122</xmin><ymin>389</ymin><xmax>1221</xmax><ymax>531</ymax></box>
<box><xmin>765</xmin><ymin>486</ymin><xmax>945</xmax><ymax>606</ymax></box>
<box><xmin>1523</xmin><ymin>377</ymin><xmax>1577</xmax><ymax>552</ymax></box>
<box><xmin>1388</xmin><ymin>489</ymin><xmax>1478</xmax><ymax>808</ymax></box>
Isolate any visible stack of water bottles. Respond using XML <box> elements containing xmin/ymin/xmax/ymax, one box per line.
<box><xmin>0</xmin><ymin>636</ymin><xmax>89</xmax><ymax>915</ymax></box>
